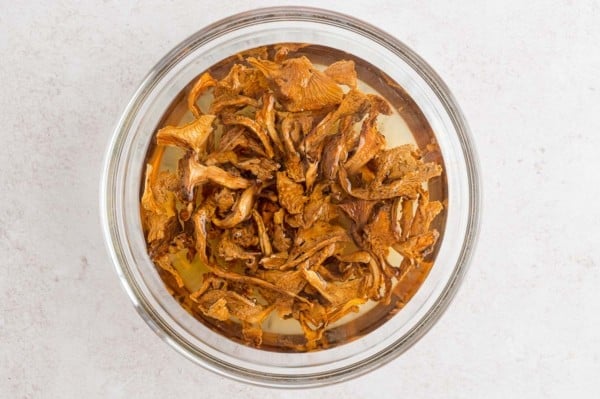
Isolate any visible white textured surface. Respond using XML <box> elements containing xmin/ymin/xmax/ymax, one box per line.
<box><xmin>1</xmin><ymin>1</ymin><xmax>599</xmax><ymax>397</ymax></box>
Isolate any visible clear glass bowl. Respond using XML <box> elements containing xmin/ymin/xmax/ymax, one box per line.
<box><xmin>101</xmin><ymin>6</ymin><xmax>480</xmax><ymax>388</ymax></box>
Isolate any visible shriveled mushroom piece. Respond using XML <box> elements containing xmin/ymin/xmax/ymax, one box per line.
<box><xmin>363</xmin><ymin>204</ymin><xmax>396</xmax><ymax>262</ymax></box>
<box><xmin>293</xmin><ymin>220</ymin><xmax>349</xmax><ymax>252</ymax></box>
<box><xmin>409</xmin><ymin>190</ymin><xmax>444</xmax><ymax>236</ymax></box>
<box><xmin>278</xmin><ymin>116</ymin><xmax>304</xmax><ymax>182</ymax></box>
<box><xmin>296</xmin><ymin>304</ymin><xmax>329</xmax><ymax>349</ymax></box>
<box><xmin>344</xmin><ymin>113</ymin><xmax>386</xmax><ymax>174</ymax></box>
<box><xmin>218</xmin><ymin>126</ymin><xmax>268</xmax><ymax>157</ymax></box>
<box><xmin>236</xmin><ymin>157</ymin><xmax>280</xmax><ymax>181</ymax></box>
<box><xmin>141</xmin><ymin>165</ymin><xmax>179</xmax><ymax>245</ymax></box>
<box><xmin>155</xmin><ymin>254</ymin><xmax>185</xmax><ymax>289</ymax></box>
<box><xmin>271</xmin><ymin>208</ymin><xmax>291</xmax><ymax>253</ymax></box>
<box><xmin>260</xmin><ymin>268</ymin><xmax>306</xmax><ymax>294</ymax></box>
<box><xmin>259</xmin><ymin>252</ymin><xmax>289</xmax><ymax>269</ymax></box>
<box><xmin>180</xmin><ymin>155</ymin><xmax>251</xmax><ymax>200</ymax></box>
<box><xmin>301</xmin><ymin>268</ymin><xmax>367</xmax><ymax>308</ymax></box>
<box><xmin>209</xmin><ymin>94</ymin><xmax>258</xmax><ymax>115</ymax></box>
<box><xmin>215</xmin><ymin>231</ymin><xmax>259</xmax><ymax>263</ymax></box>
<box><xmin>277</xmin><ymin>110</ymin><xmax>318</xmax><ymax>139</ymax></box>
<box><xmin>397</xmin><ymin>197</ymin><xmax>415</xmax><ymax>242</ymax></box>
<box><xmin>304</xmin><ymin>89</ymin><xmax>370</xmax><ymax>159</ymax></box>
<box><xmin>303</xmin><ymin>183</ymin><xmax>337</xmax><ymax>228</ymax></box>
<box><xmin>248</xmin><ymin>56</ymin><xmax>343</xmax><ymax>112</ymax></box>
<box><xmin>338</xmin><ymin>161</ymin><xmax>441</xmax><ymax>201</ymax></box>
<box><xmin>338</xmin><ymin>198</ymin><xmax>377</xmax><ymax>228</ymax></box>
<box><xmin>212</xmin><ymin>185</ymin><xmax>258</xmax><ymax>228</ymax></box>
<box><xmin>230</xmin><ymin>221</ymin><xmax>259</xmax><ymax>248</ymax></box>
<box><xmin>252</xmin><ymin>210</ymin><xmax>272</xmax><ymax>256</ymax></box>
<box><xmin>393</xmin><ymin>189</ymin><xmax>443</xmax><ymax>269</ymax></box>
<box><xmin>259</xmin><ymin>270</ymin><xmax>305</xmax><ymax>318</ymax></box>
<box><xmin>188</xmin><ymin>72</ymin><xmax>217</xmax><ymax>118</ymax></box>
<box><xmin>255</xmin><ymin>92</ymin><xmax>284</xmax><ymax>153</ymax></box>
<box><xmin>320</xmin><ymin>135</ymin><xmax>345</xmax><ymax>181</ymax></box>
<box><xmin>318</xmin><ymin>113</ymin><xmax>357</xmax><ymax>179</ymax></box>
<box><xmin>324</xmin><ymin>60</ymin><xmax>357</xmax><ymax>88</ymax></box>
<box><xmin>279</xmin><ymin>222</ymin><xmax>350</xmax><ymax>272</ymax></box>
<box><xmin>204</xmin><ymin>150</ymin><xmax>280</xmax><ymax>181</ymax></box>
<box><xmin>156</xmin><ymin>115</ymin><xmax>216</xmax><ymax>155</ymax></box>
<box><xmin>193</xmin><ymin>288</ymin><xmax>274</xmax><ymax>345</ymax></box>
<box><xmin>214</xmin><ymin>63</ymin><xmax>269</xmax><ymax>99</ymax></box>
<box><xmin>191</xmin><ymin>204</ymin><xmax>214</xmax><ymax>264</ymax></box>
<box><xmin>204</xmin><ymin>150</ymin><xmax>238</xmax><ymax>167</ymax></box>
<box><xmin>221</xmin><ymin>113</ymin><xmax>275</xmax><ymax>158</ymax></box>
<box><xmin>273</xmin><ymin>42</ymin><xmax>310</xmax><ymax>62</ymax></box>
<box><xmin>276</xmin><ymin>171</ymin><xmax>306</xmax><ymax>215</ymax></box>
<box><xmin>204</xmin><ymin>263</ymin><xmax>310</xmax><ymax>303</ymax></box>
<box><xmin>212</xmin><ymin>187</ymin><xmax>236</xmax><ymax>213</ymax></box>
<box><xmin>394</xmin><ymin>230</ymin><xmax>439</xmax><ymax>266</ymax></box>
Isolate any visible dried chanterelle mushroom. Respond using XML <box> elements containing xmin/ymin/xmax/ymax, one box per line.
<box><xmin>141</xmin><ymin>45</ymin><xmax>443</xmax><ymax>351</ymax></box>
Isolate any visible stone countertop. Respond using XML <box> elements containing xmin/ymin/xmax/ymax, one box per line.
<box><xmin>1</xmin><ymin>1</ymin><xmax>599</xmax><ymax>397</ymax></box>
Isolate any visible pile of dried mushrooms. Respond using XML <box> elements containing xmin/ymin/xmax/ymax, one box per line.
<box><xmin>141</xmin><ymin>45</ymin><xmax>443</xmax><ymax>350</ymax></box>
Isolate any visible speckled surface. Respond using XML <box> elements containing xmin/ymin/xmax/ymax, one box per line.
<box><xmin>1</xmin><ymin>1</ymin><xmax>599</xmax><ymax>397</ymax></box>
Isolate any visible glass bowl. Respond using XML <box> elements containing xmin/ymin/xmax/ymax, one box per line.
<box><xmin>101</xmin><ymin>6</ymin><xmax>480</xmax><ymax>388</ymax></box>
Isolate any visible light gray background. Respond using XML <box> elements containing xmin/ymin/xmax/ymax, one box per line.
<box><xmin>1</xmin><ymin>1</ymin><xmax>599</xmax><ymax>397</ymax></box>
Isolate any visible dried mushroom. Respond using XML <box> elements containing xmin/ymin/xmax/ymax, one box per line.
<box><xmin>247</xmin><ymin>56</ymin><xmax>343</xmax><ymax>112</ymax></box>
<box><xmin>156</xmin><ymin>115</ymin><xmax>216</xmax><ymax>154</ymax></box>
<box><xmin>141</xmin><ymin>46</ymin><xmax>444</xmax><ymax>351</ymax></box>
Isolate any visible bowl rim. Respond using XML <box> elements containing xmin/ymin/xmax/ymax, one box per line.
<box><xmin>100</xmin><ymin>6</ymin><xmax>481</xmax><ymax>388</ymax></box>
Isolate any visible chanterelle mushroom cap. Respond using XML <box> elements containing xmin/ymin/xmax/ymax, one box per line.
<box><xmin>248</xmin><ymin>56</ymin><xmax>344</xmax><ymax>112</ymax></box>
<box><xmin>156</xmin><ymin>115</ymin><xmax>216</xmax><ymax>155</ymax></box>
